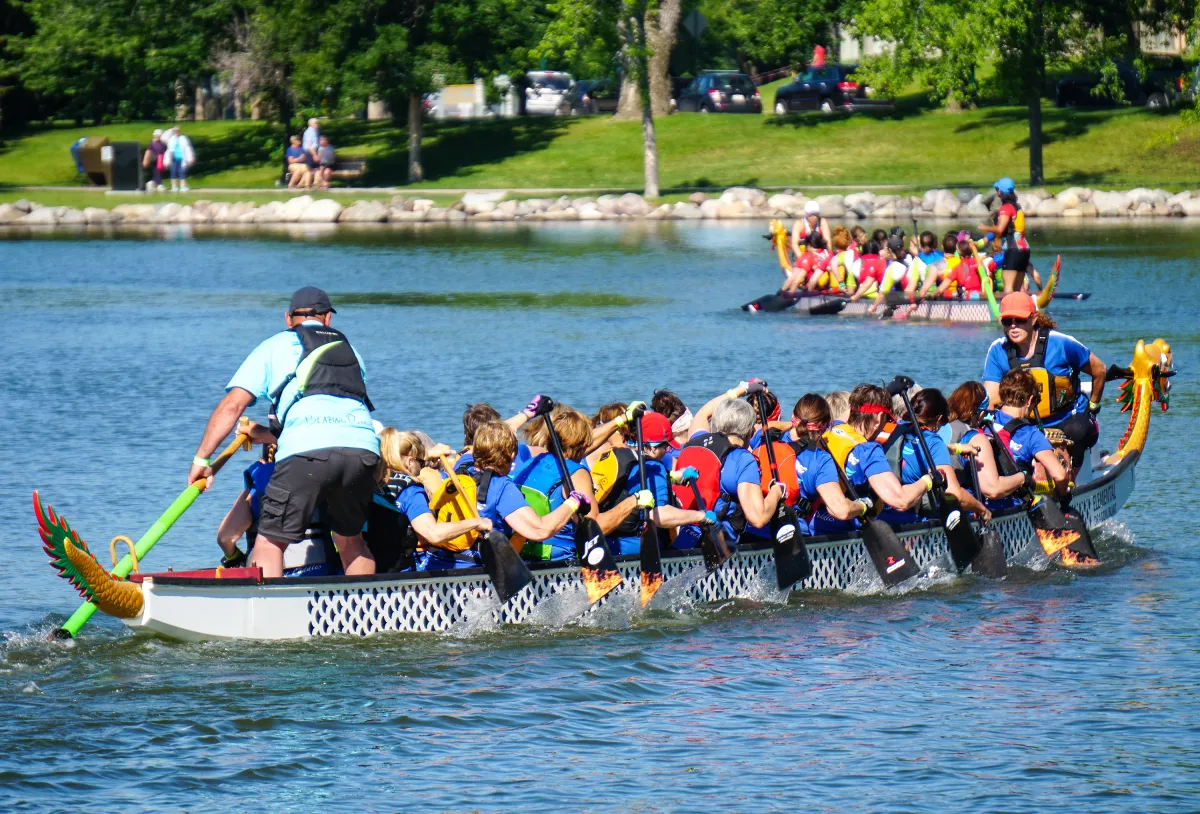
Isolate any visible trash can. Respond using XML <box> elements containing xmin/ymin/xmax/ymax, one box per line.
<box><xmin>106</xmin><ymin>142</ymin><xmax>142</xmax><ymax>191</ymax></box>
<box><xmin>76</xmin><ymin>137</ymin><xmax>110</xmax><ymax>186</ymax></box>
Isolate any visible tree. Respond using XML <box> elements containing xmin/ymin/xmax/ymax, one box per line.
<box><xmin>697</xmin><ymin>0</ymin><xmax>841</xmax><ymax>76</ymax></box>
<box><xmin>616</xmin><ymin>0</ymin><xmax>660</xmax><ymax>195</ymax></box>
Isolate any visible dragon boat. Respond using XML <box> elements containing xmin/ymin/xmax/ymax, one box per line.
<box><xmin>742</xmin><ymin>220</ymin><xmax>1074</xmax><ymax>324</ymax></box>
<box><xmin>35</xmin><ymin>341</ymin><xmax>1172</xmax><ymax>642</ymax></box>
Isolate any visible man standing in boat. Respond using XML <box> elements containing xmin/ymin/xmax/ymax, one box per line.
<box><xmin>187</xmin><ymin>287</ymin><xmax>380</xmax><ymax>578</ymax></box>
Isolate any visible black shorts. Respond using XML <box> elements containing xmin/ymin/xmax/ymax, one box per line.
<box><xmin>1054</xmin><ymin>413</ymin><xmax>1099</xmax><ymax>469</ymax></box>
<box><xmin>1003</xmin><ymin>249</ymin><xmax>1031</xmax><ymax>272</ymax></box>
<box><xmin>257</xmin><ymin>447</ymin><xmax>380</xmax><ymax>544</ymax></box>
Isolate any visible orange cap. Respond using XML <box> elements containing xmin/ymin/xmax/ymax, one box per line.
<box><xmin>999</xmin><ymin>292</ymin><xmax>1036</xmax><ymax>321</ymax></box>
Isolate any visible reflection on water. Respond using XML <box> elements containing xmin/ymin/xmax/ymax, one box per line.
<box><xmin>0</xmin><ymin>221</ymin><xmax>1197</xmax><ymax>812</ymax></box>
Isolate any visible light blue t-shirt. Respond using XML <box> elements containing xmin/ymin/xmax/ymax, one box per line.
<box><xmin>226</xmin><ymin>321</ymin><xmax>379</xmax><ymax>462</ymax></box>
<box><xmin>302</xmin><ymin>127</ymin><xmax>319</xmax><ymax>152</ymax></box>
<box><xmin>982</xmin><ymin>330</ymin><xmax>1091</xmax><ymax>424</ymax></box>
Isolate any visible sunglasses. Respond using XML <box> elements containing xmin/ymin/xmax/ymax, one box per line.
<box><xmin>639</xmin><ymin>441</ymin><xmax>669</xmax><ymax>449</ymax></box>
<box><xmin>1001</xmin><ymin>317</ymin><xmax>1028</xmax><ymax>328</ymax></box>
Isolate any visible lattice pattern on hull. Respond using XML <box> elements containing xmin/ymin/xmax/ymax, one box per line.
<box><xmin>837</xmin><ymin>299</ymin><xmax>993</xmax><ymax>323</ymax></box>
<box><xmin>305</xmin><ymin>474</ymin><xmax>1122</xmax><ymax>637</ymax></box>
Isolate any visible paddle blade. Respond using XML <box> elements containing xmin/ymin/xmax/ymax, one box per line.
<box><xmin>1061</xmin><ymin>510</ymin><xmax>1100</xmax><ymax>567</ymax></box>
<box><xmin>1028</xmin><ymin>497</ymin><xmax>1081</xmax><ymax>557</ymax></box>
<box><xmin>862</xmin><ymin>519</ymin><xmax>919</xmax><ymax>586</ymax></box>
<box><xmin>699</xmin><ymin>524</ymin><xmax>732</xmax><ymax>572</ymax></box>
<box><xmin>639</xmin><ymin>522</ymin><xmax>663</xmax><ymax>608</ymax></box>
<box><xmin>971</xmin><ymin>527</ymin><xmax>1008</xmax><ymax>578</ymax></box>
<box><xmin>942</xmin><ymin>503</ymin><xmax>982</xmax><ymax>572</ymax></box>
<box><xmin>575</xmin><ymin>517</ymin><xmax>623</xmax><ymax>604</ymax></box>
<box><xmin>479</xmin><ymin>531</ymin><xmax>533</xmax><ymax>604</ymax></box>
<box><xmin>771</xmin><ymin>505</ymin><xmax>812</xmax><ymax>589</ymax></box>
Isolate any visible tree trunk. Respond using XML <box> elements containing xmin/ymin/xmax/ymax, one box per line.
<box><xmin>408</xmin><ymin>92</ymin><xmax>424</xmax><ymax>183</ymax></box>
<box><xmin>1027</xmin><ymin>0</ymin><xmax>1045</xmax><ymax>186</ymax></box>
<box><xmin>641</xmin><ymin>96</ymin><xmax>659</xmax><ymax>198</ymax></box>
<box><xmin>279</xmin><ymin>90</ymin><xmax>292</xmax><ymax>185</ymax></box>
<box><xmin>646</xmin><ymin>0</ymin><xmax>682</xmax><ymax>116</ymax></box>
<box><xmin>615</xmin><ymin>73</ymin><xmax>641</xmax><ymax>119</ymax></box>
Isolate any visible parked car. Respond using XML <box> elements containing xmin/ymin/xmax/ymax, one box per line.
<box><xmin>568</xmin><ymin>78</ymin><xmax>621</xmax><ymax>115</ymax></box>
<box><xmin>525</xmin><ymin>71</ymin><xmax>574</xmax><ymax>115</ymax></box>
<box><xmin>1055</xmin><ymin>61</ymin><xmax>1184</xmax><ymax>108</ymax></box>
<box><xmin>675</xmin><ymin>72</ymin><xmax>762</xmax><ymax>113</ymax></box>
<box><xmin>772</xmin><ymin>64</ymin><xmax>893</xmax><ymax>115</ymax></box>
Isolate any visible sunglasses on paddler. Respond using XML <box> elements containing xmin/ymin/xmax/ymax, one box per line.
<box><xmin>1001</xmin><ymin>317</ymin><xmax>1029</xmax><ymax>328</ymax></box>
<box><xmin>638</xmin><ymin>441</ymin><xmax>669</xmax><ymax>449</ymax></box>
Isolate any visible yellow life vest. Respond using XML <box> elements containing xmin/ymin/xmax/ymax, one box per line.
<box><xmin>1005</xmin><ymin>332</ymin><xmax>1080</xmax><ymax>419</ymax></box>
<box><xmin>1013</xmin><ymin>209</ymin><xmax>1025</xmax><ymax>235</ymax></box>
<box><xmin>822</xmin><ymin>424</ymin><xmax>869</xmax><ymax>473</ymax></box>
<box><xmin>425</xmin><ymin>469</ymin><xmax>485</xmax><ymax>553</ymax></box>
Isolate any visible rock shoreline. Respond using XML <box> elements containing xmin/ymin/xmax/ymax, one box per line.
<box><xmin>2</xmin><ymin>186</ymin><xmax>1199</xmax><ymax>227</ymax></box>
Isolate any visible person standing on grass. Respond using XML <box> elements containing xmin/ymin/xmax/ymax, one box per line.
<box><xmin>142</xmin><ymin>129</ymin><xmax>167</xmax><ymax>192</ymax></box>
<box><xmin>164</xmin><ymin>126</ymin><xmax>195</xmax><ymax>192</ymax></box>
<box><xmin>303</xmin><ymin>118</ymin><xmax>320</xmax><ymax>163</ymax></box>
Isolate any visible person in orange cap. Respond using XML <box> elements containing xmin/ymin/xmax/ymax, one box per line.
<box><xmin>982</xmin><ymin>292</ymin><xmax>1107</xmax><ymax>471</ymax></box>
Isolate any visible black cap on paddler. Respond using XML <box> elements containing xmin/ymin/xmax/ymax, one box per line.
<box><xmin>289</xmin><ymin>286</ymin><xmax>336</xmax><ymax>315</ymax></box>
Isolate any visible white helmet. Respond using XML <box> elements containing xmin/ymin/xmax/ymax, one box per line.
<box><xmin>804</xmin><ymin>200</ymin><xmax>821</xmax><ymax>216</ymax></box>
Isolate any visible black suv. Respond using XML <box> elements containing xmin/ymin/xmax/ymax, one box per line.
<box><xmin>772</xmin><ymin>64</ymin><xmax>894</xmax><ymax>115</ymax></box>
<box><xmin>1055</xmin><ymin>61</ymin><xmax>1184</xmax><ymax>108</ymax></box>
<box><xmin>675</xmin><ymin>72</ymin><xmax>762</xmax><ymax>113</ymax></box>
<box><xmin>567</xmin><ymin>78</ymin><xmax>621</xmax><ymax>115</ymax></box>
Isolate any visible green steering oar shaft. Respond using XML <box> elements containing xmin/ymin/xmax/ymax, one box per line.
<box><xmin>53</xmin><ymin>430</ymin><xmax>251</xmax><ymax>639</ymax></box>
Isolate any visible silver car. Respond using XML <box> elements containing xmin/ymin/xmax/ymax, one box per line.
<box><xmin>525</xmin><ymin>71</ymin><xmax>574</xmax><ymax>115</ymax></box>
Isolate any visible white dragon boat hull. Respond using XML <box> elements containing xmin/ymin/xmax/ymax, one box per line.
<box><xmin>116</xmin><ymin>451</ymin><xmax>1137</xmax><ymax>641</ymax></box>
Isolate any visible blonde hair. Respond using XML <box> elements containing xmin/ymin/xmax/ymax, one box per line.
<box><xmin>473</xmin><ymin>421</ymin><xmax>518</xmax><ymax>473</ymax></box>
<box><xmin>377</xmin><ymin>427</ymin><xmax>425</xmax><ymax>484</ymax></box>
<box><xmin>824</xmin><ymin>391</ymin><xmax>850</xmax><ymax>422</ymax></box>
<box><xmin>522</xmin><ymin>404</ymin><xmax>592</xmax><ymax>460</ymax></box>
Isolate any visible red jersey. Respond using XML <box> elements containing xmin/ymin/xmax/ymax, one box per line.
<box><xmin>998</xmin><ymin>203</ymin><xmax>1029</xmax><ymax>251</ymax></box>
<box><xmin>950</xmin><ymin>257</ymin><xmax>991</xmax><ymax>293</ymax></box>
<box><xmin>859</xmin><ymin>254</ymin><xmax>887</xmax><ymax>286</ymax></box>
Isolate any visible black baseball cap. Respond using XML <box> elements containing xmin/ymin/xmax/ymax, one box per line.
<box><xmin>289</xmin><ymin>286</ymin><xmax>336</xmax><ymax>314</ymax></box>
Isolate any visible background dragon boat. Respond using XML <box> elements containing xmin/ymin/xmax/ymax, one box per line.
<box><xmin>34</xmin><ymin>340</ymin><xmax>1172</xmax><ymax>642</ymax></box>
<box><xmin>741</xmin><ymin>220</ymin><xmax>1080</xmax><ymax>323</ymax></box>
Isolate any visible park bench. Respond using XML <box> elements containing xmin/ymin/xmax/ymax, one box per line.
<box><xmin>284</xmin><ymin>155</ymin><xmax>368</xmax><ymax>187</ymax></box>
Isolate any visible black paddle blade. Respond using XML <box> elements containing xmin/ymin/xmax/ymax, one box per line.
<box><xmin>771</xmin><ymin>504</ymin><xmax>812</xmax><ymax>589</ymax></box>
<box><xmin>479</xmin><ymin>531</ymin><xmax>533</xmax><ymax>604</ymax></box>
<box><xmin>639</xmin><ymin>522</ymin><xmax>663</xmax><ymax>608</ymax></box>
<box><xmin>742</xmin><ymin>291</ymin><xmax>801</xmax><ymax>313</ymax></box>
<box><xmin>1028</xmin><ymin>497</ymin><xmax>1082</xmax><ymax>558</ymax></box>
<box><xmin>575</xmin><ymin>517</ymin><xmax>623</xmax><ymax>604</ymax></box>
<box><xmin>862</xmin><ymin>518</ymin><xmax>919</xmax><ymax>586</ymax></box>
<box><xmin>971</xmin><ymin>527</ymin><xmax>1008</xmax><ymax>578</ymax></box>
<box><xmin>699</xmin><ymin>524</ymin><xmax>732</xmax><ymax>572</ymax></box>
<box><xmin>806</xmin><ymin>298</ymin><xmax>846</xmax><ymax>316</ymax></box>
<box><xmin>942</xmin><ymin>500</ymin><xmax>983</xmax><ymax>573</ymax></box>
<box><xmin>1060</xmin><ymin>510</ymin><xmax>1100</xmax><ymax>567</ymax></box>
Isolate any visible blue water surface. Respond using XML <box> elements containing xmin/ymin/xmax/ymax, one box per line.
<box><xmin>0</xmin><ymin>220</ymin><xmax>1197</xmax><ymax>812</ymax></box>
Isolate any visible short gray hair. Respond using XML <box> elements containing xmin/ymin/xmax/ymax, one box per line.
<box><xmin>711</xmin><ymin>398</ymin><xmax>755</xmax><ymax>440</ymax></box>
<box><xmin>824</xmin><ymin>391</ymin><xmax>850</xmax><ymax>422</ymax></box>
<box><xmin>891</xmin><ymin>382</ymin><xmax>921</xmax><ymax>418</ymax></box>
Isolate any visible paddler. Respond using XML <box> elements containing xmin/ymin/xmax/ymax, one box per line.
<box><xmin>944</xmin><ymin>381</ymin><xmax>1026</xmax><ymax>504</ymax></box>
<box><xmin>814</xmin><ymin>384</ymin><xmax>942</xmax><ymax>534</ymax></box>
<box><xmin>652</xmin><ymin>388</ymin><xmax>691</xmax><ymax>470</ymax></box>
<box><xmin>511</xmin><ymin>404</ymin><xmax>597</xmax><ymax>562</ymax></box>
<box><xmin>983</xmin><ymin>292</ymin><xmax>1106</xmax><ymax>471</ymax></box>
<box><xmin>846</xmin><ymin>240</ymin><xmax>888</xmax><ymax>302</ymax></box>
<box><xmin>673</xmin><ymin>384</ymin><xmax>784</xmax><ymax>550</ymax></box>
<box><xmin>376</xmin><ymin>428</ymin><xmax>494</xmax><ymax>570</ymax></box>
<box><xmin>785</xmin><ymin>201</ymin><xmax>832</xmax><ymax>293</ymax></box>
<box><xmin>990</xmin><ymin>370</ymin><xmax>1070</xmax><ymax>496</ymax></box>
<box><xmin>784</xmin><ymin>394</ymin><xmax>873</xmax><ymax>534</ymax></box>
<box><xmin>598</xmin><ymin>411</ymin><xmax>711</xmax><ymax>554</ymax></box>
<box><xmin>929</xmin><ymin>235</ymin><xmax>994</xmax><ymax>300</ymax></box>
<box><xmin>188</xmin><ymin>286</ymin><xmax>379</xmax><ymax>579</ymax></box>
<box><xmin>456</xmin><ymin>395</ymin><xmax>547</xmax><ymax>472</ymax></box>
<box><xmin>978</xmin><ymin>177</ymin><xmax>1031</xmax><ymax>293</ymax></box>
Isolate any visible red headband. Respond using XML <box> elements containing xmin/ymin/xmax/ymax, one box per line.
<box><xmin>858</xmin><ymin>404</ymin><xmax>893</xmax><ymax>416</ymax></box>
<box><xmin>768</xmin><ymin>403</ymin><xmax>781</xmax><ymax>422</ymax></box>
<box><xmin>791</xmin><ymin>417</ymin><xmax>829</xmax><ymax>432</ymax></box>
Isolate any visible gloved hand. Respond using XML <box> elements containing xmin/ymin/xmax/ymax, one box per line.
<box><xmin>1088</xmin><ymin>400</ymin><xmax>1102</xmax><ymax>415</ymax></box>
<box><xmin>726</xmin><ymin>381</ymin><xmax>750</xmax><ymax>400</ymax></box>
<box><xmin>617</xmin><ymin>400</ymin><xmax>647</xmax><ymax>428</ymax></box>
<box><xmin>886</xmin><ymin>375</ymin><xmax>915</xmax><ymax>398</ymax></box>
<box><xmin>221</xmin><ymin>548</ymin><xmax>247</xmax><ymax>569</ymax></box>
<box><xmin>854</xmin><ymin>497</ymin><xmax>873</xmax><ymax>517</ymax></box>
<box><xmin>931</xmin><ymin>469</ymin><xmax>947</xmax><ymax>491</ymax></box>
<box><xmin>566</xmin><ymin>490</ymin><xmax>591</xmax><ymax>514</ymax></box>
<box><xmin>671</xmin><ymin>467</ymin><xmax>699</xmax><ymax>484</ymax></box>
<box><xmin>701</xmin><ymin>510</ymin><xmax>718</xmax><ymax>526</ymax></box>
<box><xmin>526</xmin><ymin>395</ymin><xmax>553</xmax><ymax>417</ymax></box>
<box><xmin>635</xmin><ymin>489</ymin><xmax>655</xmax><ymax>510</ymax></box>
<box><xmin>745</xmin><ymin>379</ymin><xmax>767</xmax><ymax>396</ymax></box>
<box><xmin>770</xmin><ymin>480</ymin><xmax>788</xmax><ymax>501</ymax></box>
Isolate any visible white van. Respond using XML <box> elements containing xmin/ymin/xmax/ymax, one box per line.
<box><xmin>525</xmin><ymin>71</ymin><xmax>574</xmax><ymax>115</ymax></box>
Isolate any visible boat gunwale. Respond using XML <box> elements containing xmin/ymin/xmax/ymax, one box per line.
<box><xmin>138</xmin><ymin>449</ymin><xmax>1138</xmax><ymax>590</ymax></box>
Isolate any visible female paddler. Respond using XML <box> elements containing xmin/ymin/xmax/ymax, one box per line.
<box><xmin>944</xmin><ymin>381</ymin><xmax>1026</xmax><ymax>506</ymax></box>
<box><xmin>978</xmin><ymin>177</ymin><xmax>1030</xmax><ymax>294</ymax></box>
<box><xmin>783</xmin><ymin>394</ymin><xmax>873</xmax><ymax>534</ymax></box>
<box><xmin>784</xmin><ymin>201</ymin><xmax>833</xmax><ymax>293</ymax></box>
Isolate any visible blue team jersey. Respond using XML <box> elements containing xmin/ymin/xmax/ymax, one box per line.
<box><xmin>992</xmin><ymin>411</ymin><xmax>1054</xmax><ymax>467</ymax></box>
<box><xmin>608</xmin><ymin>457</ymin><xmax>670</xmax><ymax>555</ymax></box>
<box><xmin>474</xmin><ymin>468</ymin><xmax>531</xmax><ymax>538</ymax></box>
<box><xmin>812</xmin><ymin>441</ymin><xmax>890</xmax><ymax>535</ymax></box>
<box><xmin>512</xmin><ymin>453</ymin><xmax>583</xmax><ymax>561</ymax></box>
<box><xmin>982</xmin><ymin>330</ymin><xmax>1091</xmax><ymax>424</ymax></box>
<box><xmin>794</xmin><ymin>446</ymin><xmax>839</xmax><ymax>535</ymax></box>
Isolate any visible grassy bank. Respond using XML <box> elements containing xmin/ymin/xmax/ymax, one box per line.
<box><xmin>2</xmin><ymin>96</ymin><xmax>1198</xmax><ymax>194</ymax></box>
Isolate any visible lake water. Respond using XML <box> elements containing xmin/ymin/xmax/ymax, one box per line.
<box><xmin>1</xmin><ymin>221</ymin><xmax>1197</xmax><ymax>812</ymax></box>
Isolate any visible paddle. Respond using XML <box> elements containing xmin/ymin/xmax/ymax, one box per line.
<box><xmin>633</xmin><ymin>412</ymin><xmax>663</xmax><ymax>608</ymax></box>
<box><xmin>888</xmin><ymin>376</ymin><xmax>982</xmax><ymax>572</ymax></box>
<box><xmin>683</xmin><ymin>478</ymin><xmax>732</xmax><ymax>571</ymax></box>
<box><xmin>1030</xmin><ymin>404</ymin><xmax>1099</xmax><ymax>563</ymax></box>
<box><xmin>752</xmin><ymin>391</ymin><xmax>812</xmax><ymax>590</ymax></box>
<box><xmin>818</xmin><ymin>436</ymin><xmax>918</xmax><ymax>586</ymax></box>
<box><xmin>440</xmin><ymin>455</ymin><xmax>532</xmax><ymax>604</ymax></box>
<box><xmin>985</xmin><ymin>416</ymin><xmax>1090</xmax><ymax>561</ymax></box>
<box><xmin>967</xmin><ymin>240</ymin><xmax>1000</xmax><ymax>322</ymax></box>
<box><xmin>962</xmin><ymin>449</ymin><xmax>1007</xmax><ymax>578</ymax></box>
<box><xmin>541</xmin><ymin>409</ymin><xmax>624</xmax><ymax>604</ymax></box>
<box><xmin>51</xmin><ymin>424</ymin><xmax>253</xmax><ymax>640</ymax></box>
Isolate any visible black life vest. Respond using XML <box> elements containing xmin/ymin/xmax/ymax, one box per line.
<box><xmin>364</xmin><ymin>473</ymin><xmax>419</xmax><ymax>572</ymax></box>
<box><xmin>268</xmin><ymin>323</ymin><xmax>374</xmax><ymax>437</ymax></box>
<box><xmin>881</xmin><ymin>422</ymin><xmax>937</xmax><ymax>516</ymax></box>
<box><xmin>991</xmin><ymin>418</ymin><xmax>1035</xmax><ymax>476</ymax></box>
<box><xmin>598</xmin><ymin>448</ymin><xmax>641</xmax><ymax>538</ymax></box>
<box><xmin>783</xmin><ymin>432</ymin><xmax>819</xmax><ymax>519</ymax></box>
<box><xmin>1004</xmin><ymin>331</ymin><xmax>1080</xmax><ymax>419</ymax></box>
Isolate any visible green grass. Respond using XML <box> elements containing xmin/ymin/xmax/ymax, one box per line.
<box><xmin>2</xmin><ymin>101</ymin><xmax>1198</xmax><ymax>197</ymax></box>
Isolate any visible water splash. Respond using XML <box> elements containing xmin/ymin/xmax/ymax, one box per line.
<box><xmin>844</xmin><ymin>550</ymin><xmax>960</xmax><ymax>597</ymax></box>
<box><xmin>446</xmin><ymin>589</ymin><xmax>503</xmax><ymax>639</ymax></box>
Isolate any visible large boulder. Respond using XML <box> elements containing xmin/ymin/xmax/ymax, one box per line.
<box><xmin>767</xmin><ymin>193</ymin><xmax>805</xmax><ymax>215</ymax></box>
<box><xmin>0</xmin><ymin>204</ymin><xmax>22</xmax><ymax>224</ymax></box>
<box><xmin>672</xmin><ymin>202</ymin><xmax>703</xmax><ymax>219</ymax></box>
<box><xmin>964</xmin><ymin>194</ymin><xmax>991</xmax><ymax>217</ymax></box>
<box><xmin>717</xmin><ymin>200</ymin><xmax>752</xmax><ymax>218</ymax></box>
<box><xmin>81</xmin><ymin>206</ymin><xmax>113</xmax><ymax>224</ymax></box>
<box><xmin>339</xmin><ymin>200</ymin><xmax>388</xmax><ymax>223</ymax></box>
<box><xmin>699</xmin><ymin>199</ymin><xmax>722</xmax><ymax>219</ymax></box>
<box><xmin>150</xmin><ymin>203</ymin><xmax>182</xmax><ymax>223</ymax></box>
<box><xmin>955</xmin><ymin>188</ymin><xmax>978</xmax><ymax>204</ymax></box>
<box><xmin>1077</xmin><ymin>202</ymin><xmax>1099</xmax><ymax>217</ymax></box>
<box><xmin>1179</xmin><ymin>198</ymin><xmax>1200</xmax><ymax>216</ymax></box>
<box><xmin>57</xmin><ymin>208</ymin><xmax>86</xmax><ymax>225</ymax></box>
<box><xmin>1092</xmin><ymin>191</ymin><xmax>1130</xmax><ymax>217</ymax></box>
<box><xmin>616</xmin><ymin>192</ymin><xmax>651</xmax><ymax>216</ymax></box>
<box><xmin>921</xmin><ymin>188</ymin><xmax>942</xmax><ymax>212</ymax></box>
<box><xmin>111</xmin><ymin>203</ymin><xmax>156</xmax><ymax>222</ymax></box>
<box><xmin>1126</xmin><ymin>188</ymin><xmax>1168</xmax><ymax>206</ymax></box>
<box><xmin>1036</xmin><ymin>198</ymin><xmax>1066</xmax><ymax>217</ymax></box>
<box><xmin>277</xmin><ymin>195</ymin><xmax>313</xmax><ymax>222</ymax></box>
<box><xmin>722</xmin><ymin>186</ymin><xmax>767</xmax><ymax>206</ymax></box>
<box><xmin>300</xmin><ymin>199</ymin><xmax>344</xmax><ymax>223</ymax></box>
<box><xmin>578</xmin><ymin>203</ymin><xmax>604</xmax><ymax>220</ymax></box>
<box><xmin>872</xmin><ymin>202</ymin><xmax>898</xmax><ymax>218</ymax></box>
<box><xmin>689</xmin><ymin>191</ymin><xmax>709</xmax><ymax>204</ymax></box>
<box><xmin>253</xmin><ymin>201</ymin><xmax>285</xmax><ymax>223</ymax></box>
<box><xmin>170</xmin><ymin>205</ymin><xmax>198</xmax><ymax>223</ymax></box>
<box><xmin>645</xmin><ymin>204</ymin><xmax>672</xmax><ymax>220</ymax></box>
<box><xmin>12</xmin><ymin>199</ymin><xmax>33</xmax><ymax>213</ymax></box>
<box><xmin>1167</xmin><ymin>190</ymin><xmax>1194</xmax><ymax>206</ymax></box>
<box><xmin>390</xmin><ymin>209</ymin><xmax>427</xmax><ymax>222</ymax></box>
<box><xmin>843</xmin><ymin>191</ymin><xmax>876</xmax><ymax>210</ymax></box>
<box><xmin>22</xmin><ymin>207</ymin><xmax>59</xmax><ymax>225</ymax></box>
<box><xmin>461</xmin><ymin>190</ymin><xmax>505</xmax><ymax>214</ymax></box>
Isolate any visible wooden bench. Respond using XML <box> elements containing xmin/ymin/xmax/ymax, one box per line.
<box><xmin>285</xmin><ymin>156</ymin><xmax>368</xmax><ymax>187</ymax></box>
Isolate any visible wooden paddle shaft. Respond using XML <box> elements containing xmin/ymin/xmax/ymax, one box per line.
<box><xmin>440</xmin><ymin>454</ymin><xmax>480</xmax><ymax>521</ymax></box>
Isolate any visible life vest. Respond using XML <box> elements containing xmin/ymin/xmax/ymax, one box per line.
<box><xmin>753</xmin><ymin>429</ymin><xmax>800</xmax><ymax>507</ymax></box>
<box><xmin>425</xmin><ymin>468</ymin><xmax>494</xmax><ymax>553</ymax></box>
<box><xmin>268</xmin><ymin>324</ymin><xmax>374</xmax><ymax>436</ymax></box>
<box><xmin>670</xmin><ymin>432</ymin><xmax>746</xmax><ymax>535</ymax></box>
<box><xmin>513</xmin><ymin>454</ymin><xmax>577</xmax><ymax>518</ymax></box>
<box><xmin>591</xmin><ymin>447</ymin><xmax>637</xmax><ymax>506</ymax></box>
<box><xmin>989</xmin><ymin>419</ymin><xmax>1033</xmax><ymax>475</ymax></box>
<box><xmin>874</xmin><ymin>420</ymin><xmax>897</xmax><ymax>445</ymax></box>
<box><xmin>595</xmin><ymin>447</ymin><xmax>642</xmax><ymax>538</ymax></box>
<box><xmin>997</xmin><ymin>202</ymin><xmax>1026</xmax><ymax>253</ymax></box>
<box><xmin>364</xmin><ymin>473</ymin><xmax>419</xmax><ymax>572</ymax></box>
<box><xmin>859</xmin><ymin>255</ymin><xmax>886</xmax><ymax>287</ymax></box>
<box><xmin>1004</xmin><ymin>331</ymin><xmax>1080</xmax><ymax>419</ymax></box>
